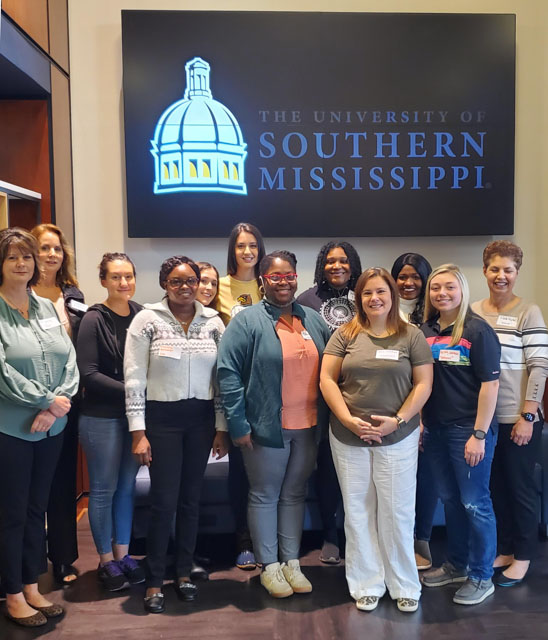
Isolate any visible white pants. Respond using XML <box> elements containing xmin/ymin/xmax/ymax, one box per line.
<box><xmin>330</xmin><ymin>428</ymin><xmax>421</xmax><ymax>601</ymax></box>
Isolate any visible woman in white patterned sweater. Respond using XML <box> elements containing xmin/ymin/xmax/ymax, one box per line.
<box><xmin>124</xmin><ymin>256</ymin><xmax>229</xmax><ymax>614</ymax></box>
<box><xmin>472</xmin><ymin>240</ymin><xmax>548</xmax><ymax>586</ymax></box>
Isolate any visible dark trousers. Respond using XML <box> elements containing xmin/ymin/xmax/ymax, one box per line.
<box><xmin>315</xmin><ymin>436</ymin><xmax>343</xmax><ymax>546</ymax></box>
<box><xmin>47</xmin><ymin>405</ymin><xmax>79</xmax><ymax>566</ymax></box>
<box><xmin>415</xmin><ymin>449</ymin><xmax>439</xmax><ymax>541</ymax></box>
<box><xmin>490</xmin><ymin>421</ymin><xmax>542</xmax><ymax>560</ymax></box>
<box><xmin>145</xmin><ymin>399</ymin><xmax>215</xmax><ymax>588</ymax></box>
<box><xmin>0</xmin><ymin>431</ymin><xmax>64</xmax><ymax>594</ymax></box>
<box><xmin>228</xmin><ymin>444</ymin><xmax>251</xmax><ymax>548</ymax></box>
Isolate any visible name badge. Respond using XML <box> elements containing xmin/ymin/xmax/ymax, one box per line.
<box><xmin>68</xmin><ymin>299</ymin><xmax>88</xmax><ymax>313</ymax></box>
<box><xmin>301</xmin><ymin>330</ymin><xmax>312</xmax><ymax>340</ymax></box>
<box><xmin>439</xmin><ymin>349</ymin><xmax>460</xmax><ymax>362</ymax></box>
<box><xmin>376</xmin><ymin>349</ymin><xmax>399</xmax><ymax>361</ymax></box>
<box><xmin>158</xmin><ymin>346</ymin><xmax>181</xmax><ymax>359</ymax></box>
<box><xmin>38</xmin><ymin>316</ymin><xmax>61</xmax><ymax>330</ymax></box>
<box><xmin>497</xmin><ymin>315</ymin><xmax>518</xmax><ymax>328</ymax></box>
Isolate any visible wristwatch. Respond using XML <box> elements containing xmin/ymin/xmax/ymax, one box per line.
<box><xmin>395</xmin><ymin>414</ymin><xmax>405</xmax><ymax>429</ymax></box>
<box><xmin>472</xmin><ymin>429</ymin><xmax>486</xmax><ymax>440</ymax></box>
<box><xmin>521</xmin><ymin>412</ymin><xmax>535</xmax><ymax>422</ymax></box>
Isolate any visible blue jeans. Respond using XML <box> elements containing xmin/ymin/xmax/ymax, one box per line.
<box><xmin>79</xmin><ymin>415</ymin><xmax>140</xmax><ymax>555</ymax></box>
<box><xmin>415</xmin><ymin>449</ymin><xmax>439</xmax><ymax>541</ymax></box>
<box><xmin>242</xmin><ymin>428</ymin><xmax>317</xmax><ymax>565</ymax></box>
<box><xmin>423</xmin><ymin>423</ymin><xmax>498</xmax><ymax>581</ymax></box>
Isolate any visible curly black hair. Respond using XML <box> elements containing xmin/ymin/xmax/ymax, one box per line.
<box><xmin>159</xmin><ymin>255</ymin><xmax>200</xmax><ymax>289</ymax></box>
<box><xmin>313</xmin><ymin>241</ymin><xmax>362</xmax><ymax>291</ymax></box>
<box><xmin>259</xmin><ymin>250</ymin><xmax>297</xmax><ymax>276</ymax></box>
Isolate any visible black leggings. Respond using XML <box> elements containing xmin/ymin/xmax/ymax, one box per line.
<box><xmin>144</xmin><ymin>399</ymin><xmax>215</xmax><ymax>587</ymax></box>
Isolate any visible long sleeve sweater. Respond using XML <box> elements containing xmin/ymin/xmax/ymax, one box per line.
<box><xmin>472</xmin><ymin>298</ymin><xmax>548</xmax><ymax>422</ymax></box>
<box><xmin>124</xmin><ymin>299</ymin><xmax>227</xmax><ymax>432</ymax></box>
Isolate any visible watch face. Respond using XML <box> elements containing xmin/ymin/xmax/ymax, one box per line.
<box><xmin>473</xmin><ymin>430</ymin><xmax>486</xmax><ymax>440</ymax></box>
<box><xmin>521</xmin><ymin>412</ymin><xmax>535</xmax><ymax>422</ymax></box>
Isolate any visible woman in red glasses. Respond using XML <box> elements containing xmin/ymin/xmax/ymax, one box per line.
<box><xmin>218</xmin><ymin>251</ymin><xmax>330</xmax><ymax>598</ymax></box>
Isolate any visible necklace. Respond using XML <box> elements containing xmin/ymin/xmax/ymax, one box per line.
<box><xmin>0</xmin><ymin>291</ymin><xmax>29</xmax><ymax>317</ymax></box>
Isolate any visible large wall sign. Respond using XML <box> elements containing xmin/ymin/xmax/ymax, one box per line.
<box><xmin>122</xmin><ymin>11</ymin><xmax>515</xmax><ymax>238</ymax></box>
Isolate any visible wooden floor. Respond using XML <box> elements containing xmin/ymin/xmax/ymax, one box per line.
<box><xmin>1</xmin><ymin>515</ymin><xmax>547</xmax><ymax>640</ymax></box>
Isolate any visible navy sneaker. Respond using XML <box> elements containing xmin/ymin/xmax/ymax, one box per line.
<box><xmin>118</xmin><ymin>555</ymin><xmax>146</xmax><ymax>585</ymax></box>
<box><xmin>98</xmin><ymin>561</ymin><xmax>129</xmax><ymax>591</ymax></box>
<box><xmin>235</xmin><ymin>549</ymin><xmax>256</xmax><ymax>571</ymax></box>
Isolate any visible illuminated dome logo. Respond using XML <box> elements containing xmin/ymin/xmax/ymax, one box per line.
<box><xmin>151</xmin><ymin>57</ymin><xmax>247</xmax><ymax>195</ymax></box>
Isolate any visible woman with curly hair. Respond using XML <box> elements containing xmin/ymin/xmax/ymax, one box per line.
<box><xmin>297</xmin><ymin>241</ymin><xmax>362</xmax><ymax>565</ymax></box>
<box><xmin>125</xmin><ymin>256</ymin><xmax>229</xmax><ymax>614</ymax></box>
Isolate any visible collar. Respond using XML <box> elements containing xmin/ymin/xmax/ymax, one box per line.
<box><xmin>144</xmin><ymin>298</ymin><xmax>219</xmax><ymax>321</ymax></box>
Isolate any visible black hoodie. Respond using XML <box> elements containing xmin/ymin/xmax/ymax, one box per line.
<box><xmin>76</xmin><ymin>300</ymin><xmax>142</xmax><ymax>418</ymax></box>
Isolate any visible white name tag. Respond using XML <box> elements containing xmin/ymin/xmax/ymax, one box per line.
<box><xmin>158</xmin><ymin>346</ymin><xmax>181</xmax><ymax>359</ymax></box>
<box><xmin>68</xmin><ymin>299</ymin><xmax>88</xmax><ymax>313</ymax></box>
<box><xmin>376</xmin><ymin>349</ymin><xmax>399</xmax><ymax>361</ymax></box>
<box><xmin>301</xmin><ymin>330</ymin><xmax>312</xmax><ymax>340</ymax></box>
<box><xmin>497</xmin><ymin>315</ymin><xmax>518</xmax><ymax>328</ymax></box>
<box><xmin>38</xmin><ymin>316</ymin><xmax>61</xmax><ymax>330</ymax></box>
<box><xmin>439</xmin><ymin>349</ymin><xmax>460</xmax><ymax>362</ymax></box>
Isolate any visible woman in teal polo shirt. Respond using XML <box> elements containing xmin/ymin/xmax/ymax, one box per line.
<box><xmin>0</xmin><ymin>228</ymin><xmax>79</xmax><ymax>627</ymax></box>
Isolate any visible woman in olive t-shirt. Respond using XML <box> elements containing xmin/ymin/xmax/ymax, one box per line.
<box><xmin>320</xmin><ymin>267</ymin><xmax>433</xmax><ymax>614</ymax></box>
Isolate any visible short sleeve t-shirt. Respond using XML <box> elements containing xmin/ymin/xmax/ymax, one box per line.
<box><xmin>324</xmin><ymin>324</ymin><xmax>433</xmax><ymax>447</ymax></box>
<box><xmin>421</xmin><ymin>312</ymin><xmax>501</xmax><ymax>428</ymax></box>
<box><xmin>217</xmin><ymin>275</ymin><xmax>261</xmax><ymax>325</ymax></box>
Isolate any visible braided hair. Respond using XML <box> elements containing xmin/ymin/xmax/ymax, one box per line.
<box><xmin>313</xmin><ymin>241</ymin><xmax>362</xmax><ymax>292</ymax></box>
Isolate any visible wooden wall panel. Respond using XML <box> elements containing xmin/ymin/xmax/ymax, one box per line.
<box><xmin>2</xmin><ymin>0</ymin><xmax>49</xmax><ymax>52</ymax></box>
<box><xmin>48</xmin><ymin>0</ymin><xmax>70</xmax><ymax>72</ymax></box>
<box><xmin>51</xmin><ymin>67</ymin><xmax>74</xmax><ymax>242</ymax></box>
<box><xmin>0</xmin><ymin>100</ymin><xmax>51</xmax><ymax>225</ymax></box>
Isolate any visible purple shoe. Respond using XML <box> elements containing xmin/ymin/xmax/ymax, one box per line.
<box><xmin>98</xmin><ymin>561</ymin><xmax>129</xmax><ymax>592</ymax></box>
<box><xmin>118</xmin><ymin>555</ymin><xmax>146</xmax><ymax>585</ymax></box>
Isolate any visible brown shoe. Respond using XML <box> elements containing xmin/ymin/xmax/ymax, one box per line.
<box><xmin>414</xmin><ymin>540</ymin><xmax>432</xmax><ymax>570</ymax></box>
<box><xmin>415</xmin><ymin>552</ymin><xmax>432</xmax><ymax>571</ymax></box>
<box><xmin>6</xmin><ymin>610</ymin><xmax>48</xmax><ymax>627</ymax></box>
<box><xmin>34</xmin><ymin>603</ymin><xmax>64</xmax><ymax>618</ymax></box>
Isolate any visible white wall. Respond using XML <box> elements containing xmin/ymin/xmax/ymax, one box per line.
<box><xmin>68</xmin><ymin>0</ymin><xmax>548</xmax><ymax>314</ymax></box>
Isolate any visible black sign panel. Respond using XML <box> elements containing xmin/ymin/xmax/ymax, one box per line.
<box><xmin>122</xmin><ymin>11</ymin><xmax>515</xmax><ymax>237</ymax></box>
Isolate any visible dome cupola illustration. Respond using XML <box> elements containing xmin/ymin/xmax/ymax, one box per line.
<box><xmin>151</xmin><ymin>57</ymin><xmax>247</xmax><ymax>195</ymax></box>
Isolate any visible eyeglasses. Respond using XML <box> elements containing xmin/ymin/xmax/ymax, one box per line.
<box><xmin>262</xmin><ymin>273</ymin><xmax>297</xmax><ymax>284</ymax></box>
<box><xmin>166</xmin><ymin>277</ymin><xmax>199</xmax><ymax>288</ymax></box>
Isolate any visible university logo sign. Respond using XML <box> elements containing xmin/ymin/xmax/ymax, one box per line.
<box><xmin>150</xmin><ymin>57</ymin><xmax>248</xmax><ymax>195</ymax></box>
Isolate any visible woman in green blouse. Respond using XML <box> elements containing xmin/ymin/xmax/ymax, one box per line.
<box><xmin>0</xmin><ymin>228</ymin><xmax>79</xmax><ymax>627</ymax></box>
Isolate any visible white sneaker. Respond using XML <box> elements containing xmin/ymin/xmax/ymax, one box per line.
<box><xmin>356</xmin><ymin>596</ymin><xmax>379</xmax><ymax>611</ymax></box>
<box><xmin>260</xmin><ymin>562</ymin><xmax>293</xmax><ymax>598</ymax></box>
<box><xmin>397</xmin><ymin>597</ymin><xmax>419</xmax><ymax>612</ymax></box>
<box><xmin>281</xmin><ymin>559</ymin><xmax>312</xmax><ymax>593</ymax></box>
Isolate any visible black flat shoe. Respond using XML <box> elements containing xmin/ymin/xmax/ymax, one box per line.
<box><xmin>143</xmin><ymin>592</ymin><xmax>165</xmax><ymax>614</ymax></box>
<box><xmin>174</xmin><ymin>580</ymin><xmax>198</xmax><ymax>601</ymax></box>
<box><xmin>494</xmin><ymin>572</ymin><xmax>525</xmax><ymax>587</ymax></box>
<box><xmin>53</xmin><ymin>564</ymin><xmax>79</xmax><ymax>585</ymax></box>
<box><xmin>190</xmin><ymin>562</ymin><xmax>209</xmax><ymax>581</ymax></box>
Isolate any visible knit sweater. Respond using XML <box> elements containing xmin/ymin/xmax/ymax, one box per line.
<box><xmin>472</xmin><ymin>298</ymin><xmax>548</xmax><ymax>422</ymax></box>
<box><xmin>124</xmin><ymin>299</ymin><xmax>226</xmax><ymax>432</ymax></box>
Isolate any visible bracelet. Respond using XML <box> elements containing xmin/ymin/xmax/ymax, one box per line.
<box><xmin>395</xmin><ymin>414</ymin><xmax>405</xmax><ymax>429</ymax></box>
